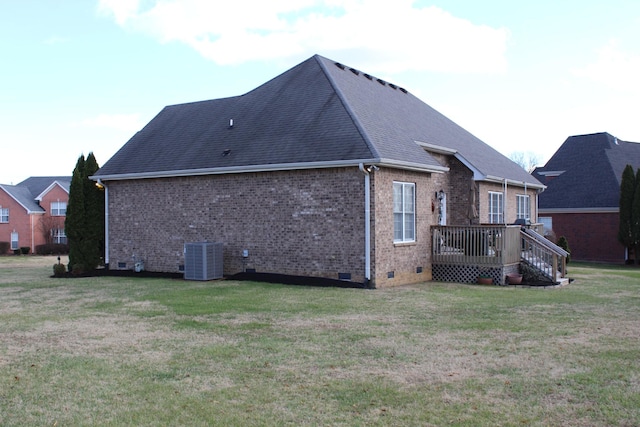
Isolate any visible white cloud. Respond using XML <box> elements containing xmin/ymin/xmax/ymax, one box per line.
<box><xmin>78</xmin><ymin>113</ymin><xmax>144</xmax><ymax>132</ymax></box>
<box><xmin>573</xmin><ymin>39</ymin><xmax>640</xmax><ymax>94</ymax></box>
<box><xmin>97</xmin><ymin>0</ymin><xmax>509</xmax><ymax>74</ymax></box>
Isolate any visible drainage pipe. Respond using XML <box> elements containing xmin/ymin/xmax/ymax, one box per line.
<box><xmin>98</xmin><ymin>179</ymin><xmax>109</xmax><ymax>269</ymax></box>
<box><xmin>359</xmin><ymin>163</ymin><xmax>371</xmax><ymax>285</ymax></box>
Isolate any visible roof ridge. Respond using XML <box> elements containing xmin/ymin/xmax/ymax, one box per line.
<box><xmin>313</xmin><ymin>55</ymin><xmax>381</xmax><ymax>162</ymax></box>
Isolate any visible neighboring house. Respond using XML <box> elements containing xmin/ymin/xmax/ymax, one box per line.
<box><xmin>533</xmin><ymin>132</ymin><xmax>640</xmax><ymax>263</ymax></box>
<box><xmin>93</xmin><ymin>54</ymin><xmax>544</xmax><ymax>287</ymax></box>
<box><xmin>0</xmin><ymin>177</ymin><xmax>71</xmax><ymax>254</ymax></box>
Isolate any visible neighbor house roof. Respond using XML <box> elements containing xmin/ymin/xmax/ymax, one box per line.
<box><xmin>94</xmin><ymin>54</ymin><xmax>542</xmax><ymax>188</ymax></box>
<box><xmin>18</xmin><ymin>176</ymin><xmax>71</xmax><ymax>200</ymax></box>
<box><xmin>0</xmin><ymin>184</ymin><xmax>44</xmax><ymax>214</ymax></box>
<box><xmin>0</xmin><ymin>177</ymin><xmax>71</xmax><ymax>214</ymax></box>
<box><xmin>534</xmin><ymin>132</ymin><xmax>640</xmax><ymax>211</ymax></box>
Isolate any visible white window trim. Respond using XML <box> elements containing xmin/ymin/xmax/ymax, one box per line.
<box><xmin>0</xmin><ymin>207</ymin><xmax>8</xmax><ymax>223</ymax></box>
<box><xmin>51</xmin><ymin>201</ymin><xmax>67</xmax><ymax>217</ymax></box>
<box><xmin>10</xmin><ymin>232</ymin><xmax>18</xmax><ymax>250</ymax></box>
<box><xmin>393</xmin><ymin>181</ymin><xmax>416</xmax><ymax>243</ymax></box>
<box><xmin>488</xmin><ymin>191</ymin><xmax>504</xmax><ymax>224</ymax></box>
<box><xmin>516</xmin><ymin>194</ymin><xmax>530</xmax><ymax>220</ymax></box>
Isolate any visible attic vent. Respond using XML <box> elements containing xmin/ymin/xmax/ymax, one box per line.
<box><xmin>222</xmin><ymin>149</ymin><xmax>231</xmax><ymax>156</ymax></box>
<box><xmin>377</xmin><ymin>78</ymin><xmax>386</xmax><ymax>86</ymax></box>
<box><xmin>399</xmin><ymin>87</ymin><xmax>408</xmax><ymax>94</ymax></box>
<box><xmin>389</xmin><ymin>83</ymin><xmax>397</xmax><ymax>90</ymax></box>
<box><xmin>364</xmin><ymin>73</ymin><xmax>373</xmax><ymax>80</ymax></box>
<box><xmin>335</xmin><ymin>62</ymin><xmax>345</xmax><ymax>70</ymax></box>
<box><xmin>349</xmin><ymin>67</ymin><xmax>359</xmax><ymax>75</ymax></box>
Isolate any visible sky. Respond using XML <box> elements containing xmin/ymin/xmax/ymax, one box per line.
<box><xmin>1</xmin><ymin>0</ymin><xmax>639</xmax><ymax>184</ymax></box>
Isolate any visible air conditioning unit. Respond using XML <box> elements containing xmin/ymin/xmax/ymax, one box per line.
<box><xmin>184</xmin><ymin>242</ymin><xmax>223</xmax><ymax>281</ymax></box>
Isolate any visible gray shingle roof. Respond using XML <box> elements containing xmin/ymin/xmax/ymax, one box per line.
<box><xmin>0</xmin><ymin>177</ymin><xmax>71</xmax><ymax>214</ymax></box>
<box><xmin>18</xmin><ymin>176</ymin><xmax>71</xmax><ymax>199</ymax></box>
<box><xmin>534</xmin><ymin>132</ymin><xmax>640</xmax><ymax>209</ymax></box>
<box><xmin>0</xmin><ymin>184</ymin><xmax>44</xmax><ymax>213</ymax></box>
<box><xmin>94</xmin><ymin>54</ymin><xmax>542</xmax><ymax>187</ymax></box>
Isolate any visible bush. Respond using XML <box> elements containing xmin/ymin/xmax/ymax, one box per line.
<box><xmin>0</xmin><ymin>241</ymin><xmax>9</xmax><ymax>254</ymax></box>
<box><xmin>556</xmin><ymin>236</ymin><xmax>571</xmax><ymax>263</ymax></box>
<box><xmin>36</xmin><ymin>243</ymin><xmax>70</xmax><ymax>255</ymax></box>
<box><xmin>20</xmin><ymin>246</ymin><xmax>30</xmax><ymax>255</ymax></box>
<box><xmin>53</xmin><ymin>263</ymin><xmax>66</xmax><ymax>277</ymax></box>
<box><xmin>71</xmin><ymin>264</ymin><xmax>86</xmax><ymax>276</ymax></box>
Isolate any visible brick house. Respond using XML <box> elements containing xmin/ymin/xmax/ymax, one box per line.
<box><xmin>0</xmin><ymin>177</ymin><xmax>71</xmax><ymax>254</ymax></box>
<box><xmin>533</xmin><ymin>132</ymin><xmax>640</xmax><ymax>263</ymax></box>
<box><xmin>93</xmin><ymin>55</ymin><xmax>544</xmax><ymax>287</ymax></box>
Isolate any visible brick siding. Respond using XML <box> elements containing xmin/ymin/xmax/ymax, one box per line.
<box><xmin>544</xmin><ymin>212</ymin><xmax>624</xmax><ymax>263</ymax></box>
<box><xmin>107</xmin><ymin>168</ymin><xmax>368</xmax><ymax>282</ymax></box>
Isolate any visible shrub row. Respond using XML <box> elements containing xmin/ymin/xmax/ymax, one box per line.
<box><xmin>36</xmin><ymin>243</ymin><xmax>70</xmax><ymax>255</ymax></box>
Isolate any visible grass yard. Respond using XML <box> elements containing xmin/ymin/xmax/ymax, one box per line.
<box><xmin>1</xmin><ymin>256</ymin><xmax>639</xmax><ymax>426</ymax></box>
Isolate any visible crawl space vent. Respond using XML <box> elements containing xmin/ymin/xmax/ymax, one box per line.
<box><xmin>184</xmin><ymin>242</ymin><xmax>223</xmax><ymax>280</ymax></box>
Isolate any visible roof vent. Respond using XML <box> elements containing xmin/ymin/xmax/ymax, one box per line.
<box><xmin>222</xmin><ymin>149</ymin><xmax>231</xmax><ymax>156</ymax></box>
<box><xmin>335</xmin><ymin>62</ymin><xmax>345</xmax><ymax>70</ymax></box>
<box><xmin>349</xmin><ymin>67</ymin><xmax>359</xmax><ymax>75</ymax></box>
<box><xmin>376</xmin><ymin>78</ymin><xmax>386</xmax><ymax>86</ymax></box>
<box><xmin>389</xmin><ymin>83</ymin><xmax>397</xmax><ymax>90</ymax></box>
<box><xmin>399</xmin><ymin>87</ymin><xmax>408</xmax><ymax>94</ymax></box>
<box><xmin>229</xmin><ymin>118</ymin><xmax>234</xmax><ymax>128</ymax></box>
<box><xmin>364</xmin><ymin>73</ymin><xmax>373</xmax><ymax>80</ymax></box>
<box><xmin>614</xmin><ymin>137</ymin><xmax>619</xmax><ymax>145</ymax></box>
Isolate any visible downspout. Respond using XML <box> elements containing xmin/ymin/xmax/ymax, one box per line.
<box><xmin>98</xmin><ymin>179</ymin><xmax>109</xmax><ymax>269</ymax></box>
<box><xmin>503</xmin><ymin>178</ymin><xmax>508</xmax><ymax>225</ymax></box>
<box><xmin>31</xmin><ymin>214</ymin><xmax>35</xmax><ymax>254</ymax></box>
<box><xmin>359</xmin><ymin>163</ymin><xmax>371</xmax><ymax>286</ymax></box>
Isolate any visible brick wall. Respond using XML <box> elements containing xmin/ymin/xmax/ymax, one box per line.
<box><xmin>545</xmin><ymin>212</ymin><xmax>624</xmax><ymax>263</ymax></box>
<box><xmin>37</xmin><ymin>185</ymin><xmax>69</xmax><ymax>247</ymax></box>
<box><xmin>0</xmin><ymin>190</ymin><xmax>33</xmax><ymax>253</ymax></box>
<box><xmin>106</xmin><ymin>168</ymin><xmax>368</xmax><ymax>282</ymax></box>
<box><xmin>371</xmin><ymin>168</ymin><xmax>436</xmax><ymax>287</ymax></box>
<box><xmin>477</xmin><ymin>182</ymin><xmax>539</xmax><ymax>224</ymax></box>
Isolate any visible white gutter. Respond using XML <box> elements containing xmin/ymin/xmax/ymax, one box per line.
<box><xmin>91</xmin><ymin>158</ymin><xmax>447</xmax><ymax>182</ymax></box>
<box><xmin>359</xmin><ymin>163</ymin><xmax>372</xmax><ymax>284</ymax></box>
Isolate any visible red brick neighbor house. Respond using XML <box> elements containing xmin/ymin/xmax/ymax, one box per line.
<box><xmin>533</xmin><ymin>132</ymin><xmax>640</xmax><ymax>263</ymax></box>
<box><xmin>93</xmin><ymin>54</ymin><xmax>547</xmax><ymax>287</ymax></box>
<box><xmin>0</xmin><ymin>177</ymin><xmax>70</xmax><ymax>254</ymax></box>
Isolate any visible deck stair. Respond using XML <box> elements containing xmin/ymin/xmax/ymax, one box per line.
<box><xmin>520</xmin><ymin>228</ymin><xmax>569</xmax><ymax>285</ymax></box>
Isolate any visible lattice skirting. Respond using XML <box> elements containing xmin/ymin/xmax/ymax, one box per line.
<box><xmin>432</xmin><ymin>264</ymin><xmax>518</xmax><ymax>285</ymax></box>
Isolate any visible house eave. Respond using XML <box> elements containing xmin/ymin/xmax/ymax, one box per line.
<box><xmin>35</xmin><ymin>181</ymin><xmax>70</xmax><ymax>201</ymax></box>
<box><xmin>538</xmin><ymin>207</ymin><xmax>619</xmax><ymax>214</ymax></box>
<box><xmin>92</xmin><ymin>158</ymin><xmax>448</xmax><ymax>181</ymax></box>
<box><xmin>484</xmin><ymin>174</ymin><xmax>546</xmax><ymax>190</ymax></box>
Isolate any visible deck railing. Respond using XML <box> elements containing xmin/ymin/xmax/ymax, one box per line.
<box><xmin>520</xmin><ymin>228</ymin><xmax>568</xmax><ymax>280</ymax></box>
<box><xmin>431</xmin><ymin>225</ymin><xmax>522</xmax><ymax>266</ymax></box>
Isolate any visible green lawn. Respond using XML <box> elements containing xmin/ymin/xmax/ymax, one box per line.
<box><xmin>1</xmin><ymin>256</ymin><xmax>639</xmax><ymax>426</ymax></box>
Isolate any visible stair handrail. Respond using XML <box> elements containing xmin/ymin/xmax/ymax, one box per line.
<box><xmin>519</xmin><ymin>228</ymin><xmax>568</xmax><ymax>280</ymax></box>
<box><xmin>521</xmin><ymin>228</ymin><xmax>569</xmax><ymax>257</ymax></box>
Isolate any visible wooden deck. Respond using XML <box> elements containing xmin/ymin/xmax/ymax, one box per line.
<box><xmin>431</xmin><ymin>224</ymin><xmax>568</xmax><ymax>285</ymax></box>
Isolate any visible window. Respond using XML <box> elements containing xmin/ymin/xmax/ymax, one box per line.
<box><xmin>488</xmin><ymin>192</ymin><xmax>504</xmax><ymax>224</ymax></box>
<box><xmin>0</xmin><ymin>208</ymin><xmax>8</xmax><ymax>223</ymax></box>
<box><xmin>516</xmin><ymin>195</ymin><xmax>530</xmax><ymax>220</ymax></box>
<box><xmin>393</xmin><ymin>182</ymin><xmax>415</xmax><ymax>242</ymax></box>
<box><xmin>11</xmin><ymin>232</ymin><xmax>18</xmax><ymax>250</ymax></box>
<box><xmin>52</xmin><ymin>228</ymin><xmax>67</xmax><ymax>244</ymax></box>
<box><xmin>51</xmin><ymin>201</ymin><xmax>67</xmax><ymax>216</ymax></box>
<box><xmin>539</xmin><ymin>217</ymin><xmax>552</xmax><ymax>234</ymax></box>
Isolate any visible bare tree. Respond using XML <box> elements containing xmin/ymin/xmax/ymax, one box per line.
<box><xmin>37</xmin><ymin>215</ymin><xmax>65</xmax><ymax>244</ymax></box>
<box><xmin>510</xmin><ymin>151</ymin><xmax>541</xmax><ymax>173</ymax></box>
